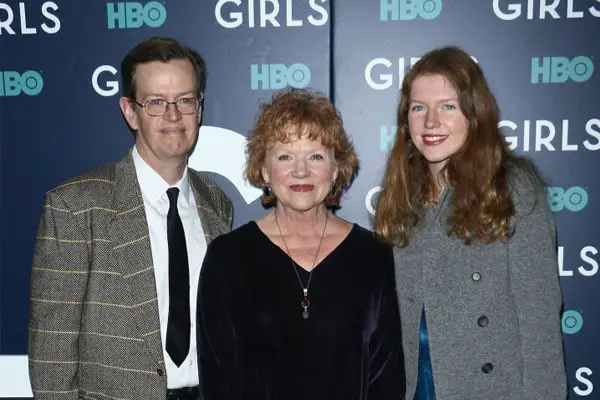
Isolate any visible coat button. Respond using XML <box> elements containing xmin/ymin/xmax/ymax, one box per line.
<box><xmin>156</xmin><ymin>368</ymin><xmax>164</xmax><ymax>376</ymax></box>
<box><xmin>471</xmin><ymin>272</ymin><xmax>482</xmax><ymax>281</ymax></box>
<box><xmin>477</xmin><ymin>316</ymin><xmax>489</xmax><ymax>327</ymax></box>
<box><xmin>482</xmin><ymin>363</ymin><xmax>493</xmax><ymax>374</ymax></box>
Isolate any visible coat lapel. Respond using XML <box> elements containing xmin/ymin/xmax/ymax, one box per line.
<box><xmin>109</xmin><ymin>153</ymin><xmax>164</xmax><ymax>364</ymax></box>
<box><xmin>189</xmin><ymin>171</ymin><xmax>230</xmax><ymax>244</ymax></box>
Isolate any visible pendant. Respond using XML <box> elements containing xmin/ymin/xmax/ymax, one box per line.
<box><xmin>301</xmin><ymin>298</ymin><xmax>310</xmax><ymax>319</ymax></box>
<box><xmin>301</xmin><ymin>289</ymin><xmax>310</xmax><ymax>319</ymax></box>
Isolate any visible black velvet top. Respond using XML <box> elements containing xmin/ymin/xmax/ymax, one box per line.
<box><xmin>197</xmin><ymin>222</ymin><xmax>405</xmax><ymax>400</ymax></box>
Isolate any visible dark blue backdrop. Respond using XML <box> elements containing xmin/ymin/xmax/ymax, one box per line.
<box><xmin>1</xmin><ymin>0</ymin><xmax>598</xmax><ymax>397</ymax></box>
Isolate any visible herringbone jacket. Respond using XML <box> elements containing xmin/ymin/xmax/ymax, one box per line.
<box><xmin>28</xmin><ymin>152</ymin><xmax>232</xmax><ymax>400</ymax></box>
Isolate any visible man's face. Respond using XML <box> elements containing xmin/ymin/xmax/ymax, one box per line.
<box><xmin>120</xmin><ymin>59</ymin><xmax>201</xmax><ymax>172</ymax></box>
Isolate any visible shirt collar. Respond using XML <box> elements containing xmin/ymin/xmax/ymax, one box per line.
<box><xmin>132</xmin><ymin>145</ymin><xmax>191</xmax><ymax>207</ymax></box>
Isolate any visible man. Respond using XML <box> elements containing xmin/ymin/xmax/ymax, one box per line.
<box><xmin>28</xmin><ymin>37</ymin><xmax>232</xmax><ymax>400</ymax></box>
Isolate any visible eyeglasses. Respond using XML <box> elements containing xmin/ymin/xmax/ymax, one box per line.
<box><xmin>132</xmin><ymin>96</ymin><xmax>202</xmax><ymax>116</ymax></box>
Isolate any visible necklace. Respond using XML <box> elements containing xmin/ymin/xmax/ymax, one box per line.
<box><xmin>274</xmin><ymin>212</ymin><xmax>329</xmax><ymax>320</ymax></box>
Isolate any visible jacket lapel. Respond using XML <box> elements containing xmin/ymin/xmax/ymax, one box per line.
<box><xmin>109</xmin><ymin>153</ymin><xmax>164</xmax><ymax>363</ymax></box>
<box><xmin>189</xmin><ymin>171</ymin><xmax>230</xmax><ymax>244</ymax></box>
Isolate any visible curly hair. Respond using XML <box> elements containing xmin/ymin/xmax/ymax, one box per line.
<box><xmin>246</xmin><ymin>88</ymin><xmax>359</xmax><ymax>208</ymax></box>
<box><xmin>375</xmin><ymin>46</ymin><xmax>542</xmax><ymax>247</ymax></box>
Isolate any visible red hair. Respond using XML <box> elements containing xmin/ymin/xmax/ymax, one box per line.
<box><xmin>246</xmin><ymin>88</ymin><xmax>359</xmax><ymax>208</ymax></box>
<box><xmin>375</xmin><ymin>46</ymin><xmax>541</xmax><ymax>247</ymax></box>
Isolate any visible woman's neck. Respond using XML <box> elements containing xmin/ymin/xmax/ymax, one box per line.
<box><xmin>427</xmin><ymin>172</ymin><xmax>447</xmax><ymax>204</ymax></box>
<box><xmin>273</xmin><ymin>206</ymin><xmax>329</xmax><ymax>235</ymax></box>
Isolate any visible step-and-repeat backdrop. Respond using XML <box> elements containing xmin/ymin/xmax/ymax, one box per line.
<box><xmin>1</xmin><ymin>1</ymin><xmax>598</xmax><ymax>398</ymax></box>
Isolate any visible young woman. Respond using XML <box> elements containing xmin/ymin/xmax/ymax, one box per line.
<box><xmin>376</xmin><ymin>46</ymin><xmax>566</xmax><ymax>400</ymax></box>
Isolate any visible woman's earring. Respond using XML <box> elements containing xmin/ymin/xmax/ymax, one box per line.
<box><xmin>263</xmin><ymin>185</ymin><xmax>272</xmax><ymax>196</ymax></box>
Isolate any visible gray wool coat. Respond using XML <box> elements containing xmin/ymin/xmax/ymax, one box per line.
<box><xmin>394</xmin><ymin>172</ymin><xmax>567</xmax><ymax>400</ymax></box>
<box><xmin>28</xmin><ymin>151</ymin><xmax>232</xmax><ymax>400</ymax></box>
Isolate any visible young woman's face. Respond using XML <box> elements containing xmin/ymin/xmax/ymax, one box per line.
<box><xmin>408</xmin><ymin>73</ymin><xmax>469</xmax><ymax>177</ymax></box>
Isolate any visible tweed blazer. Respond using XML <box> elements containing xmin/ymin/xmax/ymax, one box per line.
<box><xmin>394</xmin><ymin>171</ymin><xmax>566</xmax><ymax>400</ymax></box>
<box><xmin>28</xmin><ymin>152</ymin><xmax>232</xmax><ymax>400</ymax></box>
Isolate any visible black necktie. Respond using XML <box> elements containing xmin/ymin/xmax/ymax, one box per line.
<box><xmin>165</xmin><ymin>187</ymin><xmax>190</xmax><ymax>367</ymax></box>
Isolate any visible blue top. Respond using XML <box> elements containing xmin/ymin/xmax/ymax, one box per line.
<box><xmin>414</xmin><ymin>309</ymin><xmax>436</xmax><ymax>400</ymax></box>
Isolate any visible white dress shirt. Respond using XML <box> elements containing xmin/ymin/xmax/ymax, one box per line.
<box><xmin>132</xmin><ymin>146</ymin><xmax>207</xmax><ymax>389</ymax></box>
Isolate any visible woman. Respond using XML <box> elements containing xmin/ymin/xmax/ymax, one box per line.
<box><xmin>197</xmin><ymin>88</ymin><xmax>405</xmax><ymax>399</ymax></box>
<box><xmin>375</xmin><ymin>46</ymin><xmax>566</xmax><ymax>399</ymax></box>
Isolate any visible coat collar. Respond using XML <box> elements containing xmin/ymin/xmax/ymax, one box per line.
<box><xmin>188</xmin><ymin>169</ymin><xmax>230</xmax><ymax>245</ymax></box>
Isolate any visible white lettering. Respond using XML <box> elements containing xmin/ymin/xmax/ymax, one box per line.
<box><xmin>560</xmin><ymin>119</ymin><xmax>578</xmax><ymax>151</ymax></box>
<box><xmin>499</xmin><ymin>120</ymin><xmax>518</xmax><ymax>150</ymax></box>
<box><xmin>215</xmin><ymin>0</ymin><xmax>329</xmax><ymax>28</ymax></box>
<box><xmin>574</xmin><ymin>367</ymin><xmax>594</xmax><ymax>396</ymax></box>
<box><xmin>41</xmin><ymin>2</ymin><xmax>60</xmax><ymax>34</ymax></box>
<box><xmin>0</xmin><ymin>1</ymin><xmax>60</xmax><ymax>35</ymax></box>
<box><xmin>566</xmin><ymin>0</ymin><xmax>584</xmax><ymax>18</ymax></box>
<box><xmin>215</xmin><ymin>0</ymin><xmax>243</xmax><ymax>29</ymax></box>
<box><xmin>19</xmin><ymin>2</ymin><xmax>36</xmax><ymax>34</ymax></box>
<box><xmin>558</xmin><ymin>246</ymin><xmax>573</xmax><ymax>277</ymax></box>
<box><xmin>539</xmin><ymin>0</ymin><xmax>560</xmax><ymax>19</ymax></box>
<box><xmin>364</xmin><ymin>57</ymin><xmax>420</xmax><ymax>90</ymax></box>
<box><xmin>260</xmin><ymin>0</ymin><xmax>280</xmax><ymax>27</ymax></box>
<box><xmin>92</xmin><ymin>65</ymin><xmax>119</xmax><ymax>97</ymax></box>
<box><xmin>308</xmin><ymin>0</ymin><xmax>328</xmax><ymax>25</ymax></box>
<box><xmin>365</xmin><ymin>186</ymin><xmax>382</xmax><ymax>216</ymax></box>
<box><xmin>579</xmin><ymin>246</ymin><xmax>599</xmax><ymax>277</ymax></box>
<box><xmin>286</xmin><ymin>0</ymin><xmax>302</xmax><ymax>26</ymax></box>
<box><xmin>0</xmin><ymin>3</ymin><xmax>16</xmax><ymax>34</ymax></box>
<box><xmin>492</xmin><ymin>0</ymin><xmax>522</xmax><ymax>20</ymax></box>
<box><xmin>592</xmin><ymin>0</ymin><xmax>600</xmax><ymax>17</ymax></box>
<box><xmin>248</xmin><ymin>0</ymin><xmax>255</xmax><ymax>27</ymax></box>
<box><xmin>494</xmin><ymin>0</ymin><xmax>600</xmax><ymax>20</ymax></box>
<box><xmin>584</xmin><ymin>119</ymin><xmax>600</xmax><ymax>150</ymax></box>
<box><xmin>524</xmin><ymin>120</ymin><xmax>531</xmax><ymax>151</ymax></box>
<box><xmin>365</xmin><ymin>58</ymin><xmax>393</xmax><ymax>90</ymax></box>
<box><xmin>499</xmin><ymin>119</ymin><xmax>598</xmax><ymax>152</ymax></box>
<box><xmin>535</xmin><ymin>120</ymin><xmax>556</xmax><ymax>151</ymax></box>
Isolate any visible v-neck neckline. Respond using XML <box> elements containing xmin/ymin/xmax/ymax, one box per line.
<box><xmin>250</xmin><ymin>221</ymin><xmax>357</xmax><ymax>273</ymax></box>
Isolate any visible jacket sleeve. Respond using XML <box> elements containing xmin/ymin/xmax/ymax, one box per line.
<box><xmin>508</xmin><ymin>180</ymin><xmax>567</xmax><ymax>399</ymax></box>
<box><xmin>28</xmin><ymin>190</ymin><xmax>89</xmax><ymax>399</ymax></box>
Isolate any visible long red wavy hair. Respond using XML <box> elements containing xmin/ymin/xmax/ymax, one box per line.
<box><xmin>375</xmin><ymin>46</ymin><xmax>540</xmax><ymax>247</ymax></box>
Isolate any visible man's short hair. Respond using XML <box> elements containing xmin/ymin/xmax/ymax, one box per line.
<box><xmin>120</xmin><ymin>36</ymin><xmax>207</xmax><ymax>100</ymax></box>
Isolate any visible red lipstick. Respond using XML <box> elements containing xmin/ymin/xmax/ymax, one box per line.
<box><xmin>289</xmin><ymin>184</ymin><xmax>315</xmax><ymax>192</ymax></box>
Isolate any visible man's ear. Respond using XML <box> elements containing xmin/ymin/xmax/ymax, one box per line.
<box><xmin>119</xmin><ymin>97</ymin><xmax>139</xmax><ymax>131</ymax></box>
<box><xmin>198</xmin><ymin>94</ymin><xmax>204</xmax><ymax>124</ymax></box>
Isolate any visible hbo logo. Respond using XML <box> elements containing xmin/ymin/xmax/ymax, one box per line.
<box><xmin>107</xmin><ymin>2</ymin><xmax>167</xmax><ymax>29</ymax></box>
<box><xmin>547</xmin><ymin>186</ymin><xmax>588</xmax><ymax>212</ymax></box>
<box><xmin>531</xmin><ymin>56</ymin><xmax>594</xmax><ymax>84</ymax></box>
<box><xmin>562</xmin><ymin>310</ymin><xmax>584</xmax><ymax>335</ymax></box>
<box><xmin>250</xmin><ymin>64</ymin><xmax>311</xmax><ymax>90</ymax></box>
<box><xmin>0</xmin><ymin>71</ymin><xmax>43</xmax><ymax>96</ymax></box>
<box><xmin>380</xmin><ymin>0</ymin><xmax>442</xmax><ymax>21</ymax></box>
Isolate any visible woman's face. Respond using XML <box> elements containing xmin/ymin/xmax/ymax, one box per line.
<box><xmin>407</xmin><ymin>73</ymin><xmax>469</xmax><ymax>177</ymax></box>
<box><xmin>262</xmin><ymin>135</ymin><xmax>338</xmax><ymax>213</ymax></box>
